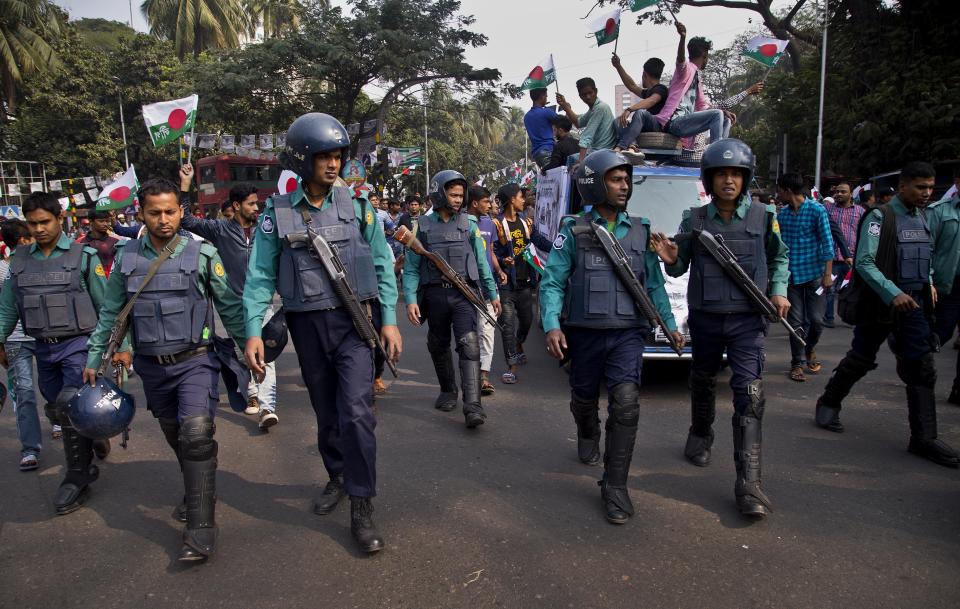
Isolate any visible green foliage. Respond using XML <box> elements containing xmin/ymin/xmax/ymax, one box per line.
<box><xmin>0</xmin><ymin>0</ymin><xmax>64</xmax><ymax>119</ymax></box>
<box><xmin>141</xmin><ymin>0</ymin><xmax>250</xmax><ymax>59</ymax></box>
<box><xmin>72</xmin><ymin>18</ymin><xmax>136</xmax><ymax>51</ymax></box>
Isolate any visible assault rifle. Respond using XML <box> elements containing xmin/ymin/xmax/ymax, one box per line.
<box><xmin>394</xmin><ymin>225</ymin><xmax>503</xmax><ymax>331</ymax></box>
<box><xmin>589</xmin><ymin>223</ymin><xmax>683</xmax><ymax>356</ymax></box>
<box><xmin>679</xmin><ymin>229</ymin><xmax>806</xmax><ymax>346</ymax></box>
<box><xmin>287</xmin><ymin>214</ymin><xmax>398</xmax><ymax>377</ymax></box>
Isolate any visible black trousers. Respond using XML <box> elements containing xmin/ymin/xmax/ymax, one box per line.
<box><xmin>499</xmin><ymin>286</ymin><xmax>534</xmax><ymax>365</ymax></box>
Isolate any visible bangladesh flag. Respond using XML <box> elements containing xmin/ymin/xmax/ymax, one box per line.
<box><xmin>742</xmin><ymin>36</ymin><xmax>789</xmax><ymax>67</ymax></box>
<box><xmin>96</xmin><ymin>165</ymin><xmax>139</xmax><ymax>211</ymax></box>
<box><xmin>142</xmin><ymin>94</ymin><xmax>199</xmax><ymax>147</ymax></box>
<box><xmin>591</xmin><ymin>8</ymin><xmax>621</xmax><ymax>46</ymax></box>
<box><xmin>278</xmin><ymin>169</ymin><xmax>300</xmax><ymax>195</ymax></box>
<box><xmin>522</xmin><ymin>243</ymin><xmax>545</xmax><ymax>276</ymax></box>
<box><xmin>630</xmin><ymin>0</ymin><xmax>658</xmax><ymax>11</ymax></box>
<box><xmin>520</xmin><ymin>55</ymin><xmax>556</xmax><ymax>91</ymax></box>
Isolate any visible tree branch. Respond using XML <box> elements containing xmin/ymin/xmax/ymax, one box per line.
<box><xmin>780</xmin><ymin>0</ymin><xmax>808</xmax><ymax>25</ymax></box>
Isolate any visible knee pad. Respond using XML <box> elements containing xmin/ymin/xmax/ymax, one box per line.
<box><xmin>426</xmin><ymin>332</ymin><xmax>449</xmax><ymax>356</ymax></box>
<box><xmin>456</xmin><ymin>332</ymin><xmax>481</xmax><ymax>361</ymax></box>
<box><xmin>746</xmin><ymin>379</ymin><xmax>765</xmax><ymax>419</ymax></box>
<box><xmin>896</xmin><ymin>354</ymin><xmax>937</xmax><ymax>388</ymax></box>
<box><xmin>179</xmin><ymin>416</ymin><xmax>218</xmax><ymax>462</ymax></box>
<box><xmin>56</xmin><ymin>386</ymin><xmax>79</xmax><ymax>410</ymax></box>
<box><xmin>840</xmin><ymin>350</ymin><xmax>878</xmax><ymax>376</ymax></box>
<box><xmin>570</xmin><ymin>392</ymin><xmax>599</xmax><ymax>418</ymax></box>
<box><xmin>609</xmin><ymin>383</ymin><xmax>640</xmax><ymax>427</ymax></box>
<box><xmin>689</xmin><ymin>370</ymin><xmax>717</xmax><ymax>393</ymax></box>
<box><xmin>44</xmin><ymin>403</ymin><xmax>62</xmax><ymax>424</ymax></box>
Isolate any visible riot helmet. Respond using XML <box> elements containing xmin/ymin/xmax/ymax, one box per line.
<box><xmin>575</xmin><ymin>149</ymin><xmax>633</xmax><ymax>206</ymax></box>
<box><xmin>280</xmin><ymin>113</ymin><xmax>351</xmax><ymax>183</ymax></box>
<box><xmin>67</xmin><ymin>377</ymin><xmax>136</xmax><ymax>440</ymax></box>
<box><xmin>700</xmin><ymin>138</ymin><xmax>755</xmax><ymax>197</ymax></box>
<box><xmin>428</xmin><ymin>170</ymin><xmax>469</xmax><ymax>211</ymax></box>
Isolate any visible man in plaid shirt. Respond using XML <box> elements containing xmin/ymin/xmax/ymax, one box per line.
<box><xmin>777</xmin><ymin>173</ymin><xmax>834</xmax><ymax>381</ymax></box>
<box><xmin>823</xmin><ymin>183</ymin><xmax>863</xmax><ymax>326</ymax></box>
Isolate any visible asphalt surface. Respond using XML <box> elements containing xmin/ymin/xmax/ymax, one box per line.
<box><xmin>1</xmin><ymin>318</ymin><xmax>959</xmax><ymax>609</ymax></box>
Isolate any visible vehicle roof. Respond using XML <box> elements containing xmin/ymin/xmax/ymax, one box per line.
<box><xmin>632</xmin><ymin>165</ymin><xmax>700</xmax><ymax>178</ymax></box>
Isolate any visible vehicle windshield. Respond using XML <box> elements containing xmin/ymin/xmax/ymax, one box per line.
<box><xmin>626</xmin><ymin>173</ymin><xmax>703</xmax><ymax>234</ymax></box>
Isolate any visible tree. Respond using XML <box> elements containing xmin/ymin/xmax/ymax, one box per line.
<box><xmin>246</xmin><ymin>0</ymin><xmax>309</xmax><ymax>38</ymax></box>
<box><xmin>72</xmin><ymin>18</ymin><xmax>136</xmax><ymax>52</ymax></box>
<box><xmin>141</xmin><ymin>0</ymin><xmax>250</xmax><ymax>59</ymax></box>
<box><xmin>0</xmin><ymin>0</ymin><xmax>63</xmax><ymax>121</ymax></box>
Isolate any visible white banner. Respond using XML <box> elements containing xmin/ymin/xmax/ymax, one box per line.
<box><xmin>533</xmin><ymin>166</ymin><xmax>569</xmax><ymax>261</ymax></box>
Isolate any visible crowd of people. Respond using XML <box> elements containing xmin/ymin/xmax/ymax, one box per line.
<box><xmin>2</xmin><ymin>25</ymin><xmax>958</xmax><ymax>564</ymax></box>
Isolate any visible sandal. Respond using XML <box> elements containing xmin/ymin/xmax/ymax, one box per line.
<box><xmin>806</xmin><ymin>352</ymin><xmax>822</xmax><ymax>374</ymax></box>
<box><xmin>481</xmin><ymin>379</ymin><xmax>495</xmax><ymax>396</ymax></box>
<box><xmin>790</xmin><ymin>366</ymin><xmax>807</xmax><ymax>382</ymax></box>
<box><xmin>501</xmin><ymin>371</ymin><xmax>517</xmax><ymax>384</ymax></box>
<box><xmin>19</xmin><ymin>454</ymin><xmax>39</xmax><ymax>471</ymax></box>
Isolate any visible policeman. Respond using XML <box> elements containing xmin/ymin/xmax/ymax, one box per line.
<box><xmin>76</xmin><ymin>209</ymin><xmax>121</xmax><ymax>276</ymax></box>
<box><xmin>540</xmin><ymin>149</ymin><xmax>683</xmax><ymax>524</ymax></box>
<box><xmin>402</xmin><ymin>171</ymin><xmax>501</xmax><ymax>428</ymax></box>
<box><xmin>651</xmin><ymin>139</ymin><xmax>790</xmax><ymax>519</ymax></box>
<box><xmin>80</xmin><ymin>178</ymin><xmax>245</xmax><ymax>562</ymax></box>
<box><xmin>0</xmin><ymin>191</ymin><xmax>116</xmax><ymax>515</ymax></box>
<box><xmin>814</xmin><ymin>162</ymin><xmax>959</xmax><ymax>467</ymax></box>
<box><xmin>244</xmin><ymin>113</ymin><xmax>401</xmax><ymax>554</ymax></box>
<box><xmin>928</xmin><ymin>172</ymin><xmax>960</xmax><ymax>407</ymax></box>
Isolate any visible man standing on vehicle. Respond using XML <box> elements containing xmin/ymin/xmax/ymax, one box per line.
<box><xmin>541</xmin><ymin>149</ymin><xmax>682</xmax><ymax>525</ymax></box>
<box><xmin>652</xmin><ymin>138</ymin><xmax>790</xmax><ymax>519</ymax></box>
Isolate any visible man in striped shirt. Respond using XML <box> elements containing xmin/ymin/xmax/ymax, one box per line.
<box><xmin>823</xmin><ymin>183</ymin><xmax>863</xmax><ymax>327</ymax></box>
<box><xmin>777</xmin><ymin>173</ymin><xmax>835</xmax><ymax>382</ymax></box>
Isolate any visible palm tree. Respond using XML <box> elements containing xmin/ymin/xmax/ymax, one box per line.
<box><xmin>245</xmin><ymin>0</ymin><xmax>306</xmax><ymax>39</ymax></box>
<box><xmin>0</xmin><ymin>0</ymin><xmax>62</xmax><ymax>121</ymax></box>
<box><xmin>141</xmin><ymin>0</ymin><xmax>250</xmax><ymax>59</ymax></box>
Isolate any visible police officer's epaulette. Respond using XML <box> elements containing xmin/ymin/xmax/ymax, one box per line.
<box><xmin>198</xmin><ymin>241</ymin><xmax>219</xmax><ymax>259</ymax></box>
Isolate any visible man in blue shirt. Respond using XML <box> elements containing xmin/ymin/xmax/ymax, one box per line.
<box><xmin>523</xmin><ymin>88</ymin><xmax>558</xmax><ymax>168</ymax></box>
<box><xmin>776</xmin><ymin>173</ymin><xmax>834</xmax><ymax>382</ymax></box>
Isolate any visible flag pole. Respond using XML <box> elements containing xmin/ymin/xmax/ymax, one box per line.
<box><xmin>178</xmin><ymin>140</ymin><xmax>183</xmax><ymax>167</ymax></box>
<box><xmin>664</xmin><ymin>2</ymin><xmax>680</xmax><ymax>24</ymax></box>
<box><xmin>814</xmin><ymin>0</ymin><xmax>828</xmax><ymax>193</ymax></box>
<box><xmin>552</xmin><ymin>54</ymin><xmax>559</xmax><ymax>94</ymax></box>
<box><xmin>187</xmin><ymin>124</ymin><xmax>196</xmax><ymax>163</ymax></box>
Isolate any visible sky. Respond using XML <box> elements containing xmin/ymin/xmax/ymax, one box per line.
<box><xmin>53</xmin><ymin>0</ymin><xmax>799</xmax><ymax>109</ymax></box>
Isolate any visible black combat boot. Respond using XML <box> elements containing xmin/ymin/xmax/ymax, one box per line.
<box><xmin>54</xmin><ymin>422</ymin><xmax>99</xmax><ymax>516</ymax></box>
<box><xmin>733</xmin><ymin>380</ymin><xmax>772</xmax><ymax>519</ymax></box>
<box><xmin>815</xmin><ymin>350</ymin><xmax>878</xmax><ymax>433</ymax></box>
<box><xmin>599</xmin><ymin>384</ymin><xmax>640</xmax><ymax>525</ymax></box>
<box><xmin>901</xmin><ymin>355</ymin><xmax>960</xmax><ymax>468</ymax></box>
<box><xmin>684</xmin><ymin>371</ymin><xmax>716</xmax><ymax>467</ymax></box>
<box><xmin>428</xmin><ymin>332</ymin><xmax>458</xmax><ymax>412</ymax></box>
<box><xmin>178</xmin><ymin>417</ymin><xmax>218</xmax><ymax>563</ymax></box>
<box><xmin>350</xmin><ymin>496</ymin><xmax>384</xmax><ymax>553</ymax></box>
<box><xmin>159</xmin><ymin>418</ymin><xmax>187</xmax><ymax>522</ymax></box>
<box><xmin>948</xmin><ymin>379</ymin><xmax>960</xmax><ymax>406</ymax></box>
<box><xmin>570</xmin><ymin>393</ymin><xmax>601</xmax><ymax>465</ymax></box>
<box><xmin>93</xmin><ymin>438</ymin><xmax>111</xmax><ymax>460</ymax></box>
<box><xmin>457</xmin><ymin>332</ymin><xmax>486</xmax><ymax>429</ymax></box>
<box><xmin>313</xmin><ymin>476</ymin><xmax>346</xmax><ymax>515</ymax></box>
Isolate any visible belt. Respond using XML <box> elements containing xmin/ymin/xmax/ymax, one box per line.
<box><xmin>151</xmin><ymin>345</ymin><xmax>212</xmax><ymax>366</ymax></box>
<box><xmin>37</xmin><ymin>334</ymin><xmax>84</xmax><ymax>344</ymax></box>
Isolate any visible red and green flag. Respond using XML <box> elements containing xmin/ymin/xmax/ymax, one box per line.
<box><xmin>742</xmin><ymin>36</ymin><xmax>789</xmax><ymax>68</ymax></box>
<box><xmin>520</xmin><ymin>55</ymin><xmax>556</xmax><ymax>91</ymax></box>
<box><xmin>522</xmin><ymin>243</ymin><xmax>545</xmax><ymax>276</ymax></box>
<box><xmin>142</xmin><ymin>94</ymin><xmax>199</xmax><ymax>147</ymax></box>
<box><xmin>630</xmin><ymin>0</ymin><xmax>659</xmax><ymax>11</ymax></box>
<box><xmin>96</xmin><ymin>165</ymin><xmax>139</xmax><ymax>211</ymax></box>
<box><xmin>590</xmin><ymin>8</ymin><xmax>621</xmax><ymax>46</ymax></box>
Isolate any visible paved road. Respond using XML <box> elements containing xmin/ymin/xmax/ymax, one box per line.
<box><xmin>1</xmin><ymin>319</ymin><xmax>959</xmax><ymax>609</ymax></box>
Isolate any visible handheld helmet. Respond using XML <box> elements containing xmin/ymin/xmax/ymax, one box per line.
<box><xmin>700</xmin><ymin>138</ymin><xmax>755</xmax><ymax>196</ymax></box>
<box><xmin>262</xmin><ymin>308</ymin><xmax>289</xmax><ymax>363</ymax></box>
<box><xmin>67</xmin><ymin>377</ymin><xmax>136</xmax><ymax>440</ymax></box>
<box><xmin>575</xmin><ymin>149</ymin><xmax>633</xmax><ymax>206</ymax></box>
<box><xmin>280</xmin><ymin>113</ymin><xmax>351</xmax><ymax>182</ymax></box>
<box><xmin>428</xmin><ymin>170</ymin><xmax>469</xmax><ymax>211</ymax></box>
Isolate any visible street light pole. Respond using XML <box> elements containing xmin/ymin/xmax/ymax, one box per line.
<box><xmin>118</xmin><ymin>89</ymin><xmax>130</xmax><ymax>170</ymax></box>
<box><xmin>814</xmin><ymin>0</ymin><xmax>828</xmax><ymax>193</ymax></box>
<box><xmin>423</xmin><ymin>98</ymin><xmax>429</xmax><ymax>195</ymax></box>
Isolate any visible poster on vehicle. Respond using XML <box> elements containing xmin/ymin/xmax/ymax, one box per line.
<box><xmin>533</xmin><ymin>166</ymin><xmax>569</xmax><ymax>261</ymax></box>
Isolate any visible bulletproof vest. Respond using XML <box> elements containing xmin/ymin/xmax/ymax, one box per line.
<box><xmin>119</xmin><ymin>238</ymin><xmax>213</xmax><ymax>356</ymax></box>
<box><xmin>893</xmin><ymin>210</ymin><xmax>931</xmax><ymax>291</ymax></box>
<box><xmin>688</xmin><ymin>201</ymin><xmax>769</xmax><ymax>313</ymax></box>
<box><xmin>562</xmin><ymin>215</ymin><xmax>650</xmax><ymax>329</ymax></box>
<box><xmin>10</xmin><ymin>242</ymin><xmax>98</xmax><ymax>339</ymax></box>
<box><xmin>417</xmin><ymin>213</ymin><xmax>479</xmax><ymax>285</ymax></box>
<box><xmin>273</xmin><ymin>188</ymin><xmax>379</xmax><ymax>312</ymax></box>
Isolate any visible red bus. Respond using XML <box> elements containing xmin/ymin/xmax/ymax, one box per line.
<box><xmin>195</xmin><ymin>154</ymin><xmax>281</xmax><ymax>211</ymax></box>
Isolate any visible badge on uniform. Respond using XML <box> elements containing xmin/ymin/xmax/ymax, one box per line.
<box><xmin>94</xmin><ymin>263</ymin><xmax>106</xmax><ymax>277</ymax></box>
<box><xmin>553</xmin><ymin>233</ymin><xmax>567</xmax><ymax>249</ymax></box>
<box><xmin>261</xmin><ymin>214</ymin><xmax>275</xmax><ymax>234</ymax></box>
<box><xmin>214</xmin><ymin>262</ymin><xmax>226</xmax><ymax>277</ymax></box>
<box><xmin>868</xmin><ymin>221</ymin><xmax>881</xmax><ymax>237</ymax></box>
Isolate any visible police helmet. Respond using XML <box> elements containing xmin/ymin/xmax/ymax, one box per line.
<box><xmin>262</xmin><ymin>308</ymin><xmax>288</xmax><ymax>363</ymax></box>
<box><xmin>700</xmin><ymin>138</ymin><xmax>755</xmax><ymax>196</ymax></box>
<box><xmin>575</xmin><ymin>149</ymin><xmax>633</xmax><ymax>206</ymax></box>
<box><xmin>67</xmin><ymin>377</ymin><xmax>136</xmax><ymax>440</ymax></box>
<box><xmin>280</xmin><ymin>113</ymin><xmax>351</xmax><ymax>182</ymax></box>
<box><xmin>428</xmin><ymin>170</ymin><xmax>469</xmax><ymax>211</ymax></box>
